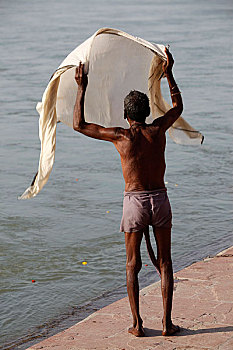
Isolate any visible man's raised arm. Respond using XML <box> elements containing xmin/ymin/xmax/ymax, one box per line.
<box><xmin>154</xmin><ymin>48</ymin><xmax>183</xmax><ymax>131</ymax></box>
<box><xmin>73</xmin><ymin>63</ymin><xmax>125</xmax><ymax>142</ymax></box>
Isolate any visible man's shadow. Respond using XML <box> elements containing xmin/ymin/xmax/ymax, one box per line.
<box><xmin>144</xmin><ymin>325</ymin><xmax>233</xmax><ymax>337</ymax></box>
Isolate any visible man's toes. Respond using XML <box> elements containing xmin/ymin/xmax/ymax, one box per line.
<box><xmin>162</xmin><ymin>324</ymin><xmax>180</xmax><ymax>336</ymax></box>
<box><xmin>128</xmin><ymin>326</ymin><xmax>145</xmax><ymax>337</ymax></box>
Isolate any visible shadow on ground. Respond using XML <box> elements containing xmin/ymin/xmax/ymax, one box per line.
<box><xmin>144</xmin><ymin>325</ymin><xmax>233</xmax><ymax>338</ymax></box>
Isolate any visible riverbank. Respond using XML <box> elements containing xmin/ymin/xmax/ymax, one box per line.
<box><xmin>27</xmin><ymin>246</ymin><xmax>233</xmax><ymax>350</ymax></box>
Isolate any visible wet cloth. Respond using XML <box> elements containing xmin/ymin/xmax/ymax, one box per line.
<box><xmin>120</xmin><ymin>189</ymin><xmax>172</xmax><ymax>233</ymax></box>
<box><xmin>19</xmin><ymin>28</ymin><xmax>204</xmax><ymax>199</ymax></box>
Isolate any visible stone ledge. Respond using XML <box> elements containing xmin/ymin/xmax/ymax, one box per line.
<box><xmin>27</xmin><ymin>246</ymin><xmax>233</xmax><ymax>350</ymax></box>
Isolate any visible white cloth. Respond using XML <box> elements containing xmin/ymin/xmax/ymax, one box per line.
<box><xmin>19</xmin><ymin>28</ymin><xmax>203</xmax><ymax>200</ymax></box>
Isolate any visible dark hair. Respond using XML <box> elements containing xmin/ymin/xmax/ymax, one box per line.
<box><xmin>124</xmin><ymin>90</ymin><xmax>150</xmax><ymax>122</ymax></box>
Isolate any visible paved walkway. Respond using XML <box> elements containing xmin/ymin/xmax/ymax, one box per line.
<box><xmin>27</xmin><ymin>246</ymin><xmax>233</xmax><ymax>350</ymax></box>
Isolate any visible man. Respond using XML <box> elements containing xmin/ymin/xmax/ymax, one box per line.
<box><xmin>73</xmin><ymin>48</ymin><xmax>183</xmax><ymax>337</ymax></box>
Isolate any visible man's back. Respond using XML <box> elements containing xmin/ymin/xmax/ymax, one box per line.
<box><xmin>113</xmin><ymin>122</ymin><xmax>166</xmax><ymax>192</ymax></box>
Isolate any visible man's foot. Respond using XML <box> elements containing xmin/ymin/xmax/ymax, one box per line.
<box><xmin>162</xmin><ymin>323</ymin><xmax>180</xmax><ymax>336</ymax></box>
<box><xmin>128</xmin><ymin>326</ymin><xmax>145</xmax><ymax>337</ymax></box>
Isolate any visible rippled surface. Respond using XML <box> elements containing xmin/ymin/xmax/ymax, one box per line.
<box><xmin>0</xmin><ymin>0</ymin><xmax>232</xmax><ymax>348</ymax></box>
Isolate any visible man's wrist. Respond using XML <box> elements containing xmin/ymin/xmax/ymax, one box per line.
<box><xmin>78</xmin><ymin>85</ymin><xmax>86</xmax><ymax>94</ymax></box>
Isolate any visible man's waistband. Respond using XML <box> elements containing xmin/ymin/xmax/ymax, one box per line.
<box><xmin>124</xmin><ymin>188</ymin><xmax>167</xmax><ymax>196</ymax></box>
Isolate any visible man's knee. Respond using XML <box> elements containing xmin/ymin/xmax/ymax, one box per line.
<box><xmin>159</xmin><ymin>257</ymin><xmax>173</xmax><ymax>270</ymax></box>
<box><xmin>126</xmin><ymin>258</ymin><xmax>142</xmax><ymax>275</ymax></box>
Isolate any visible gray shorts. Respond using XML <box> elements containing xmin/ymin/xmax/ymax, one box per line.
<box><xmin>120</xmin><ymin>188</ymin><xmax>172</xmax><ymax>233</ymax></box>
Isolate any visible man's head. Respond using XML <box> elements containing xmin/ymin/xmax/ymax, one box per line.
<box><xmin>124</xmin><ymin>90</ymin><xmax>150</xmax><ymax>122</ymax></box>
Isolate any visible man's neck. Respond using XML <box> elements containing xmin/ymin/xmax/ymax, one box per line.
<box><xmin>128</xmin><ymin>120</ymin><xmax>145</xmax><ymax>128</ymax></box>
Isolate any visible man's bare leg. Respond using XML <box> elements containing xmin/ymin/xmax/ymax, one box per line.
<box><xmin>153</xmin><ymin>226</ymin><xmax>180</xmax><ymax>336</ymax></box>
<box><xmin>125</xmin><ymin>231</ymin><xmax>145</xmax><ymax>337</ymax></box>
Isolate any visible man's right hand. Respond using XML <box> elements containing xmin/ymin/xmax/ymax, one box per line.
<box><xmin>162</xmin><ymin>48</ymin><xmax>174</xmax><ymax>76</ymax></box>
<box><xmin>75</xmin><ymin>62</ymin><xmax>88</xmax><ymax>90</ymax></box>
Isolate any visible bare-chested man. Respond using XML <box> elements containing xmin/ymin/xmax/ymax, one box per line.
<box><xmin>73</xmin><ymin>48</ymin><xmax>183</xmax><ymax>337</ymax></box>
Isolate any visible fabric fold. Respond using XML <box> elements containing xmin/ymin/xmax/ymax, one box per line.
<box><xmin>19</xmin><ymin>73</ymin><xmax>61</xmax><ymax>199</ymax></box>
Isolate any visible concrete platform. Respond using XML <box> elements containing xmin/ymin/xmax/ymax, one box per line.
<box><xmin>27</xmin><ymin>246</ymin><xmax>233</xmax><ymax>350</ymax></box>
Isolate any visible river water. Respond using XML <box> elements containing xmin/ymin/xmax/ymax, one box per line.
<box><xmin>0</xmin><ymin>0</ymin><xmax>232</xmax><ymax>348</ymax></box>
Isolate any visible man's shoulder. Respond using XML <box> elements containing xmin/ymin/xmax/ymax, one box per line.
<box><xmin>143</xmin><ymin>120</ymin><xmax>162</xmax><ymax>133</ymax></box>
<box><xmin>111</xmin><ymin>126</ymin><xmax>131</xmax><ymax>143</ymax></box>
<box><xmin>115</xmin><ymin>126</ymin><xmax>130</xmax><ymax>137</ymax></box>
<box><xmin>150</xmin><ymin>118</ymin><xmax>163</xmax><ymax>127</ymax></box>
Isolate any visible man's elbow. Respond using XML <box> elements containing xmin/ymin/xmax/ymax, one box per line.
<box><xmin>177</xmin><ymin>103</ymin><xmax>183</xmax><ymax>116</ymax></box>
<box><xmin>73</xmin><ymin>118</ymin><xmax>87</xmax><ymax>132</ymax></box>
<box><xmin>174</xmin><ymin>102</ymin><xmax>183</xmax><ymax>117</ymax></box>
<box><xmin>73</xmin><ymin>122</ymin><xmax>79</xmax><ymax>132</ymax></box>
<box><xmin>73</xmin><ymin>121</ymin><xmax>84</xmax><ymax>132</ymax></box>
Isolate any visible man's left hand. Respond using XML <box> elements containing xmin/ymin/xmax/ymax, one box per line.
<box><xmin>75</xmin><ymin>62</ymin><xmax>88</xmax><ymax>90</ymax></box>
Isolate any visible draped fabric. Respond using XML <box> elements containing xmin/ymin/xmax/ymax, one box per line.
<box><xmin>19</xmin><ymin>28</ymin><xmax>203</xmax><ymax>200</ymax></box>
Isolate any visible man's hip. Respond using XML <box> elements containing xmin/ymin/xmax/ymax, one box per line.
<box><xmin>120</xmin><ymin>188</ymin><xmax>172</xmax><ymax>233</ymax></box>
